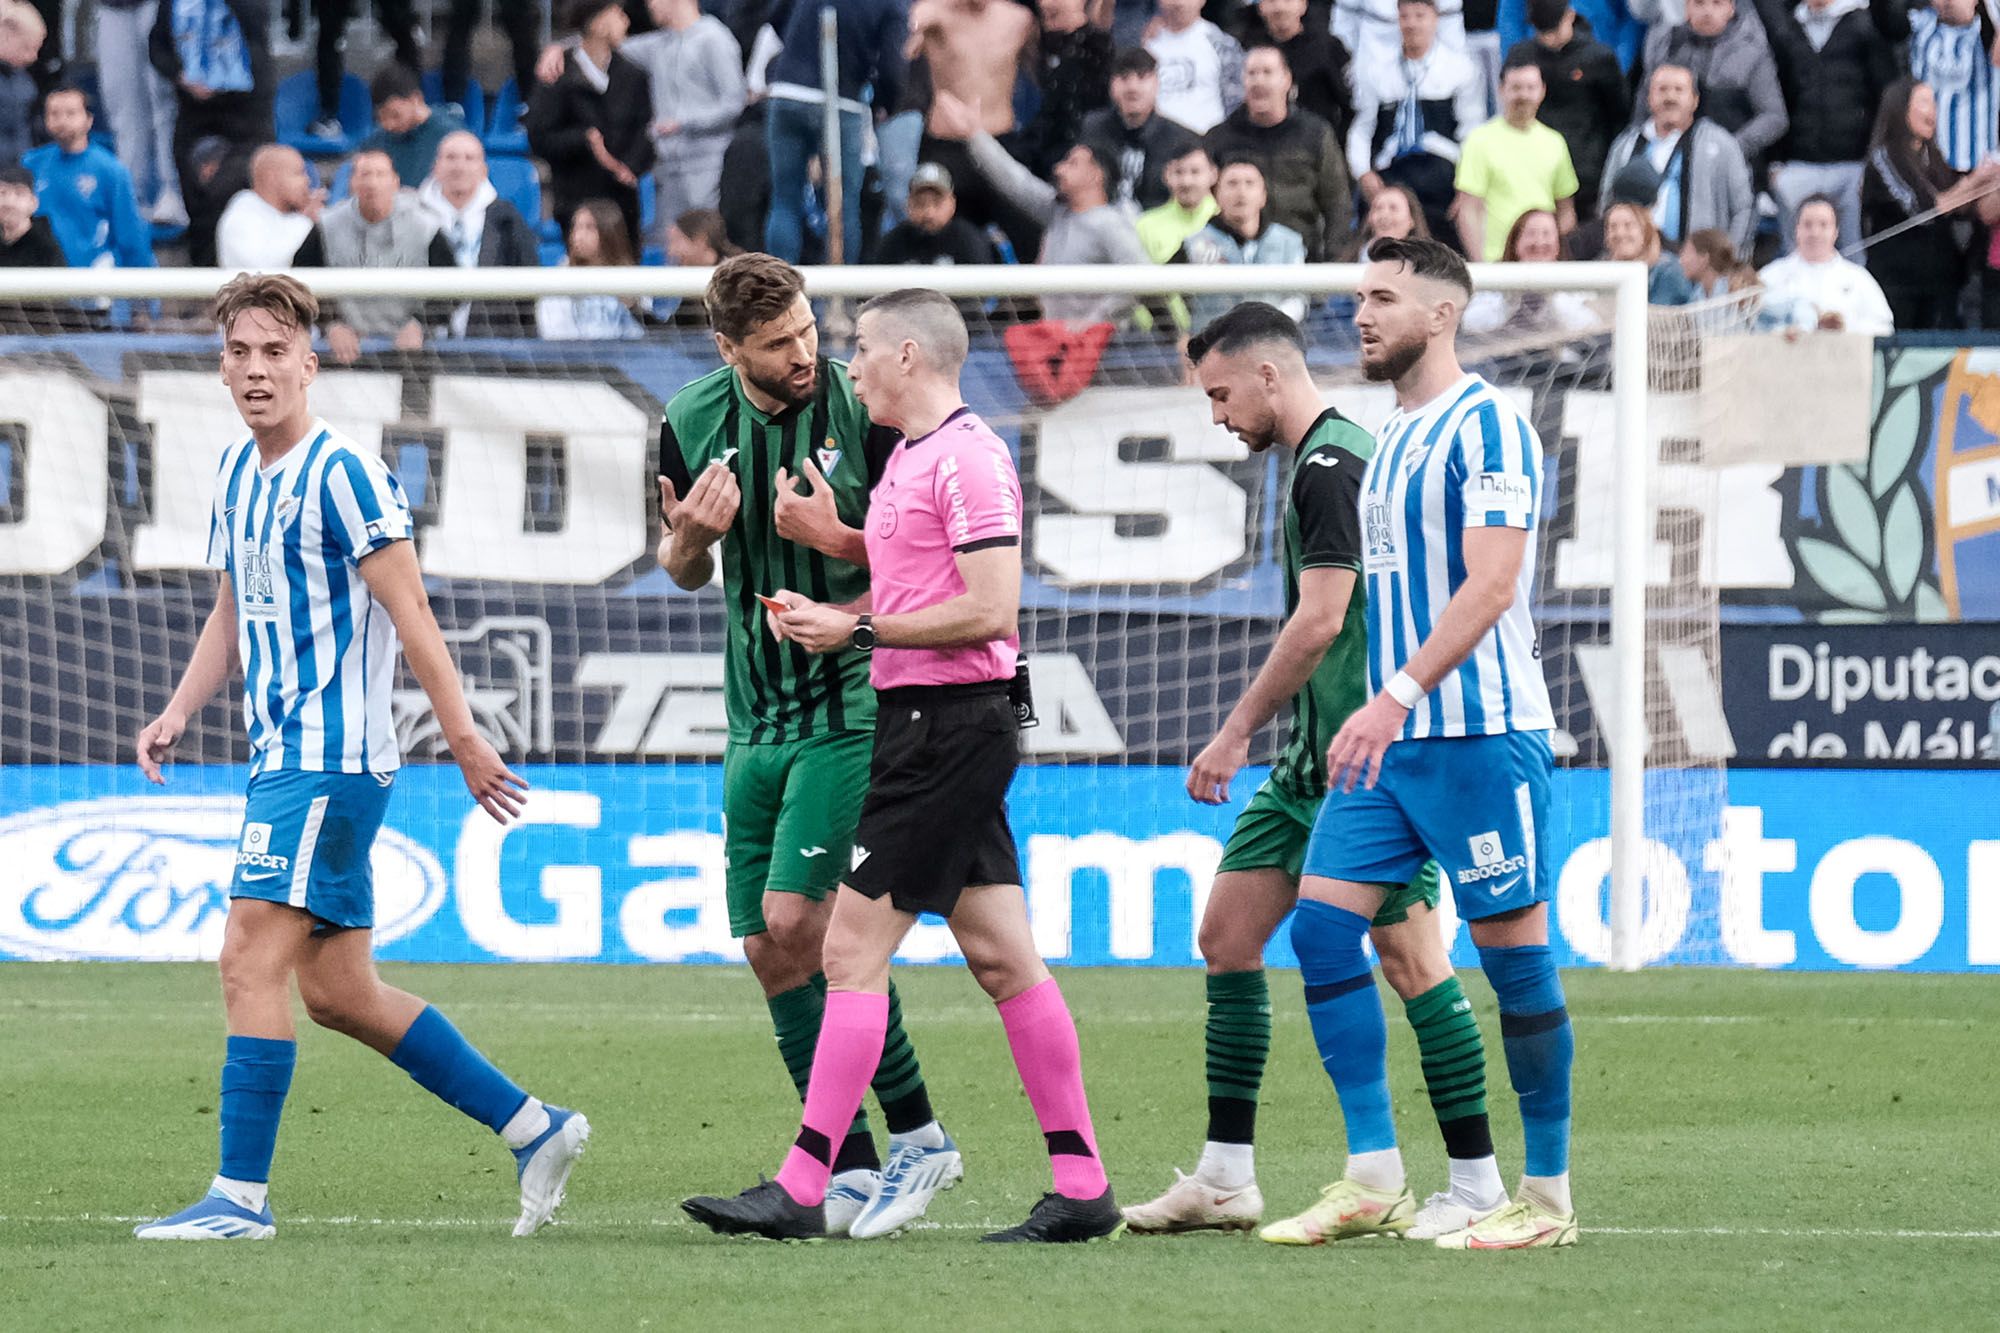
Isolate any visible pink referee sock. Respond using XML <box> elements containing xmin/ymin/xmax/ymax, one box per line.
<box><xmin>997</xmin><ymin>978</ymin><xmax>1108</xmax><ymax>1200</ymax></box>
<box><xmin>774</xmin><ymin>990</ymin><xmax>888</xmax><ymax>1207</ymax></box>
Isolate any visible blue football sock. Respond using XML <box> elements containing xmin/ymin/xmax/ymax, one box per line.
<box><xmin>1291</xmin><ymin>900</ymin><xmax>1396</xmax><ymax>1156</ymax></box>
<box><xmin>218</xmin><ymin>1035</ymin><xmax>296</xmax><ymax>1185</ymax></box>
<box><xmin>1478</xmin><ymin>943</ymin><xmax>1574</xmax><ymax>1179</ymax></box>
<box><xmin>389</xmin><ymin>1006</ymin><xmax>530</xmax><ymax>1133</ymax></box>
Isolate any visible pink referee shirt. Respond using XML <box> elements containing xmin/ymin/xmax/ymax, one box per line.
<box><xmin>863</xmin><ymin>407</ymin><xmax>1023</xmax><ymax>690</ymax></box>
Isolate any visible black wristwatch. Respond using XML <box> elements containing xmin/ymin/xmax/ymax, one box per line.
<box><xmin>851</xmin><ymin>613</ymin><xmax>876</xmax><ymax>653</ymax></box>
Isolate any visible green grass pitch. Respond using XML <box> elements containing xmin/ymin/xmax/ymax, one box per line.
<box><xmin>4</xmin><ymin>963</ymin><xmax>1996</xmax><ymax>1331</ymax></box>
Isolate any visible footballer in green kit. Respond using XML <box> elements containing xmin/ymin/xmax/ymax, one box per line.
<box><xmin>1122</xmin><ymin>303</ymin><xmax>1509</xmax><ymax>1244</ymax></box>
<box><xmin>656</xmin><ymin>255</ymin><xmax>958</xmax><ymax>1240</ymax></box>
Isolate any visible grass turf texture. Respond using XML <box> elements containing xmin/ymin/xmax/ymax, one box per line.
<box><xmin>3</xmin><ymin>964</ymin><xmax>1996</xmax><ymax>1331</ymax></box>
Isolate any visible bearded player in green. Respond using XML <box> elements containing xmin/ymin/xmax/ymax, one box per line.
<box><xmin>1122</xmin><ymin>302</ymin><xmax>1510</xmax><ymax>1243</ymax></box>
<box><xmin>656</xmin><ymin>254</ymin><xmax>957</xmax><ymax>1240</ymax></box>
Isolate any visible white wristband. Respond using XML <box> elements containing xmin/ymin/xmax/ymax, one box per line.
<box><xmin>1385</xmin><ymin>670</ymin><xmax>1425</xmax><ymax>710</ymax></box>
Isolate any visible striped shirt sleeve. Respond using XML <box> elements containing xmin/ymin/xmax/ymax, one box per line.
<box><xmin>1456</xmin><ymin>399</ymin><xmax>1537</xmax><ymax>531</ymax></box>
<box><xmin>321</xmin><ymin>449</ymin><xmax>414</xmax><ymax>564</ymax></box>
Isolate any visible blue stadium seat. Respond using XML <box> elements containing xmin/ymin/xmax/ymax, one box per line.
<box><xmin>638</xmin><ymin>172</ymin><xmax>655</xmax><ymax>233</ymax></box>
<box><xmin>326</xmin><ymin>159</ymin><xmax>353</xmax><ymax>206</ymax></box>
<box><xmin>420</xmin><ymin>69</ymin><xmax>486</xmax><ymax>133</ymax></box>
<box><xmin>538</xmin><ymin>238</ymin><xmax>567</xmax><ymax>266</ymax></box>
<box><xmin>486</xmin><ymin>154</ymin><xmax>542</xmax><ymax>231</ymax></box>
<box><xmin>276</xmin><ymin>71</ymin><xmax>372</xmax><ymax>155</ymax></box>
<box><xmin>484</xmin><ymin>79</ymin><xmax>530</xmax><ymax>155</ymax></box>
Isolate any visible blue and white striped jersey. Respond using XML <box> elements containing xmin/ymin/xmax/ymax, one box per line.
<box><xmin>1360</xmin><ymin>374</ymin><xmax>1553</xmax><ymax>740</ymax></box>
<box><xmin>1909</xmin><ymin>11</ymin><xmax>1997</xmax><ymax>171</ymax></box>
<box><xmin>205</xmin><ymin>420</ymin><xmax>413</xmax><ymax>775</ymax></box>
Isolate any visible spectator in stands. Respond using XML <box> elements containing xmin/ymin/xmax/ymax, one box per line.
<box><xmin>1181</xmin><ymin>156</ymin><xmax>1308</xmax><ymax>325</ymax></box>
<box><xmin>1752</xmin><ymin>0</ymin><xmax>1892</xmax><ymax>253</ymax></box>
<box><xmin>1507</xmin><ymin>0</ymin><xmax>1625</xmax><ymax>215</ymax></box>
<box><xmin>309</xmin><ymin>0</ymin><xmax>423</xmax><ymax>139</ymax></box>
<box><xmin>420</xmin><ymin>130</ymin><xmax>540</xmax><ymax>338</ymax></box>
<box><xmin>0</xmin><ymin>2</ymin><xmax>43</xmax><ymax>170</ymax></box>
<box><xmin>666</xmin><ymin>206</ymin><xmax>741</xmax><ymax>266</ymax></box>
<box><xmin>1146</xmin><ymin>0</ymin><xmax>1246</xmax><ymax>132</ymax></box>
<box><xmin>1602</xmin><ymin>63</ymin><xmax>1755</xmax><ymax>253</ymax></box>
<box><xmin>1453</xmin><ymin>55</ymin><xmax>1576</xmax><ymax>260</ymax></box>
<box><xmin>1246</xmin><ymin>0</ymin><xmax>1353</xmax><ymax>140</ymax></box>
<box><xmin>292</xmin><ymin>148</ymin><xmax>456</xmax><ymax>364</ymax></box>
<box><xmin>1759</xmin><ymin>193</ymin><xmax>1896</xmax><ymax>333</ymax></box>
<box><xmin>360</xmin><ymin>65</ymin><xmax>467</xmax><ymax>190</ymax></box>
<box><xmin>871</xmin><ymin>161</ymin><xmax>999</xmax><ymax>264</ymax></box>
<box><xmin>24</xmin><ymin>89</ymin><xmax>157</xmax><ymax>271</ymax></box>
<box><xmin>1861</xmin><ymin>78</ymin><xmax>2000</xmax><ymax>329</ymax></box>
<box><xmin>149</xmin><ymin>0</ymin><xmax>272</xmax><ymax>267</ymax></box>
<box><xmin>216</xmin><ymin>144</ymin><xmax>322</xmax><ymax>270</ymax></box>
<box><xmin>1603</xmin><ymin>200</ymin><xmax>1698</xmax><ymax>304</ymax></box>
<box><xmin>0</xmin><ymin>161</ymin><xmax>59</xmax><ymax>266</ymax></box>
<box><xmin>934</xmin><ymin>91</ymin><xmax>1150</xmax><ymax>324</ymax></box>
<box><xmin>1136</xmin><ymin>139</ymin><xmax>1218</xmax><ymax>261</ymax></box>
<box><xmin>1083</xmin><ymin>47</ymin><xmax>1198</xmax><ymax>211</ymax></box>
<box><xmin>538</xmin><ymin>198</ymin><xmax>649</xmax><ymax>338</ymax></box>
<box><xmin>1022</xmin><ymin>0</ymin><xmax>1115</xmax><ymax>177</ymax></box>
<box><xmin>1463</xmin><ymin>208</ymin><xmax>1599</xmax><ymax>334</ymax></box>
<box><xmin>908</xmin><ymin>0</ymin><xmax>1041</xmax><ymax>256</ymax></box>
<box><xmin>1335</xmin><ymin>0</ymin><xmax>1466</xmax><ymax>80</ymax></box>
<box><xmin>445</xmin><ymin>0</ymin><xmax>539</xmax><ymax>115</ymax></box>
<box><xmin>761</xmin><ymin>0</ymin><xmax>906</xmax><ymax>262</ymax></box>
<box><xmin>527</xmin><ymin>0</ymin><xmax>656</xmax><ymax>251</ymax></box>
<box><xmin>1639</xmin><ymin>0</ymin><xmax>1787</xmax><ymax>173</ymax></box>
<box><xmin>1869</xmin><ymin>0</ymin><xmax>2000</xmax><ymax>172</ymax></box>
<box><xmin>1348</xmin><ymin>178</ymin><xmax>1428</xmax><ymax>257</ymax></box>
<box><xmin>621</xmin><ymin>0</ymin><xmax>745</xmax><ymax>235</ymax></box>
<box><xmin>1678</xmin><ymin>226</ymin><xmax>1744</xmax><ymax>297</ymax></box>
<box><xmin>1349</xmin><ymin>0</ymin><xmax>1484</xmax><ymax>247</ymax></box>
<box><xmin>96</xmin><ymin>0</ymin><xmax>184</xmax><ymax>227</ymax></box>
<box><xmin>1203</xmin><ymin>42</ymin><xmax>1350</xmax><ymax>259</ymax></box>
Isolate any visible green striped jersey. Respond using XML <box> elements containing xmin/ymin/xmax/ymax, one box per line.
<box><xmin>659</xmin><ymin>359</ymin><xmax>898</xmax><ymax>744</ymax></box>
<box><xmin>1271</xmin><ymin>408</ymin><xmax>1375</xmax><ymax>797</ymax></box>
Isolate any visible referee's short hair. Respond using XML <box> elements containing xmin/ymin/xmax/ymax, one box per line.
<box><xmin>1367</xmin><ymin>235</ymin><xmax>1474</xmax><ymax>299</ymax></box>
<box><xmin>858</xmin><ymin>288</ymin><xmax>969</xmax><ymax>374</ymax></box>
<box><xmin>1187</xmin><ymin>301</ymin><xmax>1306</xmax><ymax>367</ymax></box>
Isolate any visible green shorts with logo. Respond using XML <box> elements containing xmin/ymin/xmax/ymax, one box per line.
<box><xmin>1217</xmin><ymin>774</ymin><xmax>1441</xmax><ymax>926</ymax></box>
<box><xmin>722</xmin><ymin>730</ymin><xmax>873</xmax><ymax>938</ymax></box>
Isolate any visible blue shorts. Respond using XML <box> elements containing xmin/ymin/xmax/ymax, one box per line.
<box><xmin>1301</xmin><ymin>731</ymin><xmax>1552</xmax><ymax>921</ymax></box>
<box><xmin>231</xmin><ymin>769</ymin><xmax>397</xmax><ymax>930</ymax></box>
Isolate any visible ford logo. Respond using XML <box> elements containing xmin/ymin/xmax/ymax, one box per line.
<box><xmin>0</xmin><ymin>796</ymin><xmax>448</xmax><ymax>960</ymax></box>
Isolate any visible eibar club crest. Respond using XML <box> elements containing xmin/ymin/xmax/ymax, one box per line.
<box><xmin>815</xmin><ymin>437</ymin><xmax>841</xmax><ymax>476</ymax></box>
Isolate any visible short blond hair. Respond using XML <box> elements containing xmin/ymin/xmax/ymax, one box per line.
<box><xmin>212</xmin><ymin>272</ymin><xmax>320</xmax><ymax>340</ymax></box>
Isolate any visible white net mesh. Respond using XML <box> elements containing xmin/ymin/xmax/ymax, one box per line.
<box><xmin>0</xmin><ymin>267</ymin><xmax>1717</xmax><ymax>969</ymax></box>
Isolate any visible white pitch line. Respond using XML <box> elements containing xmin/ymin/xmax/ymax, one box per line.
<box><xmin>5</xmin><ymin>1214</ymin><xmax>1999</xmax><ymax>1241</ymax></box>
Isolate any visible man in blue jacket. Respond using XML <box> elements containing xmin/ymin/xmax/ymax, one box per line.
<box><xmin>23</xmin><ymin>87</ymin><xmax>158</xmax><ymax>270</ymax></box>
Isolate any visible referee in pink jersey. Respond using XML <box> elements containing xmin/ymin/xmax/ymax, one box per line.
<box><xmin>682</xmin><ymin>289</ymin><xmax>1121</xmax><ymax>1244</ymax></box>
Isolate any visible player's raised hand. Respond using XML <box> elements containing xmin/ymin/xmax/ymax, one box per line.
<box><xmin>776</xmin><ymin>591</ymin><xmax>856</xmax><ymax>654</ymax></box>
<box><xmin>773</xmin><ymin>459</ymin><xmax>841</xmax><ymax>550</ymax></box>
<box><xmin>664</xmin><ymin>461</ymin><xmax>740</xmax><ymax>550</ymax></box>
<box><xmin>135</xmin><ymin>711</ymin><xmax>186</xmax><ymax>785</ymax></box>
<box><xmin>453</xmin><ymin>732</ymin><xmax>531</xmax><ymax>824</ymax></box>
<box><xmin>1326</xmin><ymin>692</ymin><xmax>1407</xmax><ymax>793</ymax></box>
<box><xmin>1187</xmin><ymin>728</ymin><xmax>1250</xmax><ymax>805</ymax></box>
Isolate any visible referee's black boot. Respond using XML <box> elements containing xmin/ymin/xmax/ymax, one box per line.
<box><xmin>681</xmin><ymin>1179</ymin><xmax>826</xmax><ymax>1241</ymax></box>
<box><xmin>982</xmin><ymin>1186</ymin><xmax>1124</xmax><ymax>1244</ymax></box>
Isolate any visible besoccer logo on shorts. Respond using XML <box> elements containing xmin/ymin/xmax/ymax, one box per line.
<box><xmin>1457</xmin><ymin>829</ymin><xmax>1526</xmax><ymax>888</ymax></box>
<box><xmin>236</xmin><ymin>821</ymin><xmax>290</xmax><ymax>872</ymax></box>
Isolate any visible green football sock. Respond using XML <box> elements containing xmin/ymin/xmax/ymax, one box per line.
<box><xmin>1204</xmin><ymin>969</ymin><xmax>1271</xmax><ymax>1144</ymax></box>
<box><xmin>872</xmin><ymin>981</ymin><xmax>934</xmax><ymax>1134</ymax></box>
<box><xmin>768</xmin><ymin>975</ymin><xmax>872</xmax><ymax>1141</ymax></box>
<box><xmin>1404</xmin><ymin>977</ymin><xmax>1495</xmax><ymax>1160</ymax></box>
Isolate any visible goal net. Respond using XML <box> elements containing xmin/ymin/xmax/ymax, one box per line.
<box><xmin>0</xmin><ymin>262</ymin><xmax>1724</xmax><ymax>970</ymax></box>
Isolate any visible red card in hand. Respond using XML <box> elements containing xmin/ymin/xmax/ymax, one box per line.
<box><xmin>756</xmin><ymin>594</ymin><xmax>789</xmax><ymax>613</ymax></box>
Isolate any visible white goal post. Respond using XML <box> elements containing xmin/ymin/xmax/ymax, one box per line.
<box><xmin>0</xmin><ymin>260</ymin><xmax>1656</xmax><ymax>970</ymax></box>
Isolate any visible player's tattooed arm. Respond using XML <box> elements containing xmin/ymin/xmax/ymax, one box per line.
<box><xmin>136</xmin><ymin>574</ymin><xmax>240</xmax><ymax>784</ymax></box>
<box><xmin>1189</xmin><ymin>565</ymin><xmax>1355</xmax><ymax>805</ymax></box>
<box><xmin>358</xmin><ymin>541</ymin><xmax>530</xmax><ymax>824</ymax></box>
<box><xmin>773</xmin><ymin>458</ymin><xmax>867</xmax><ymax>566</ymax></box>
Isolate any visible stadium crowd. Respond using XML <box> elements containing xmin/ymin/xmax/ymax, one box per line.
<box><xmin>4</xmin><ymin>0</ymin><xmax>2000</xmax><ymax>338</ymax></box>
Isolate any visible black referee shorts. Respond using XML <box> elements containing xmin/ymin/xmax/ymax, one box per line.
<box><xmin>847</xmin><ymin>681</ymin><xmax>1022</xmax><ymax>919</ymax></box>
